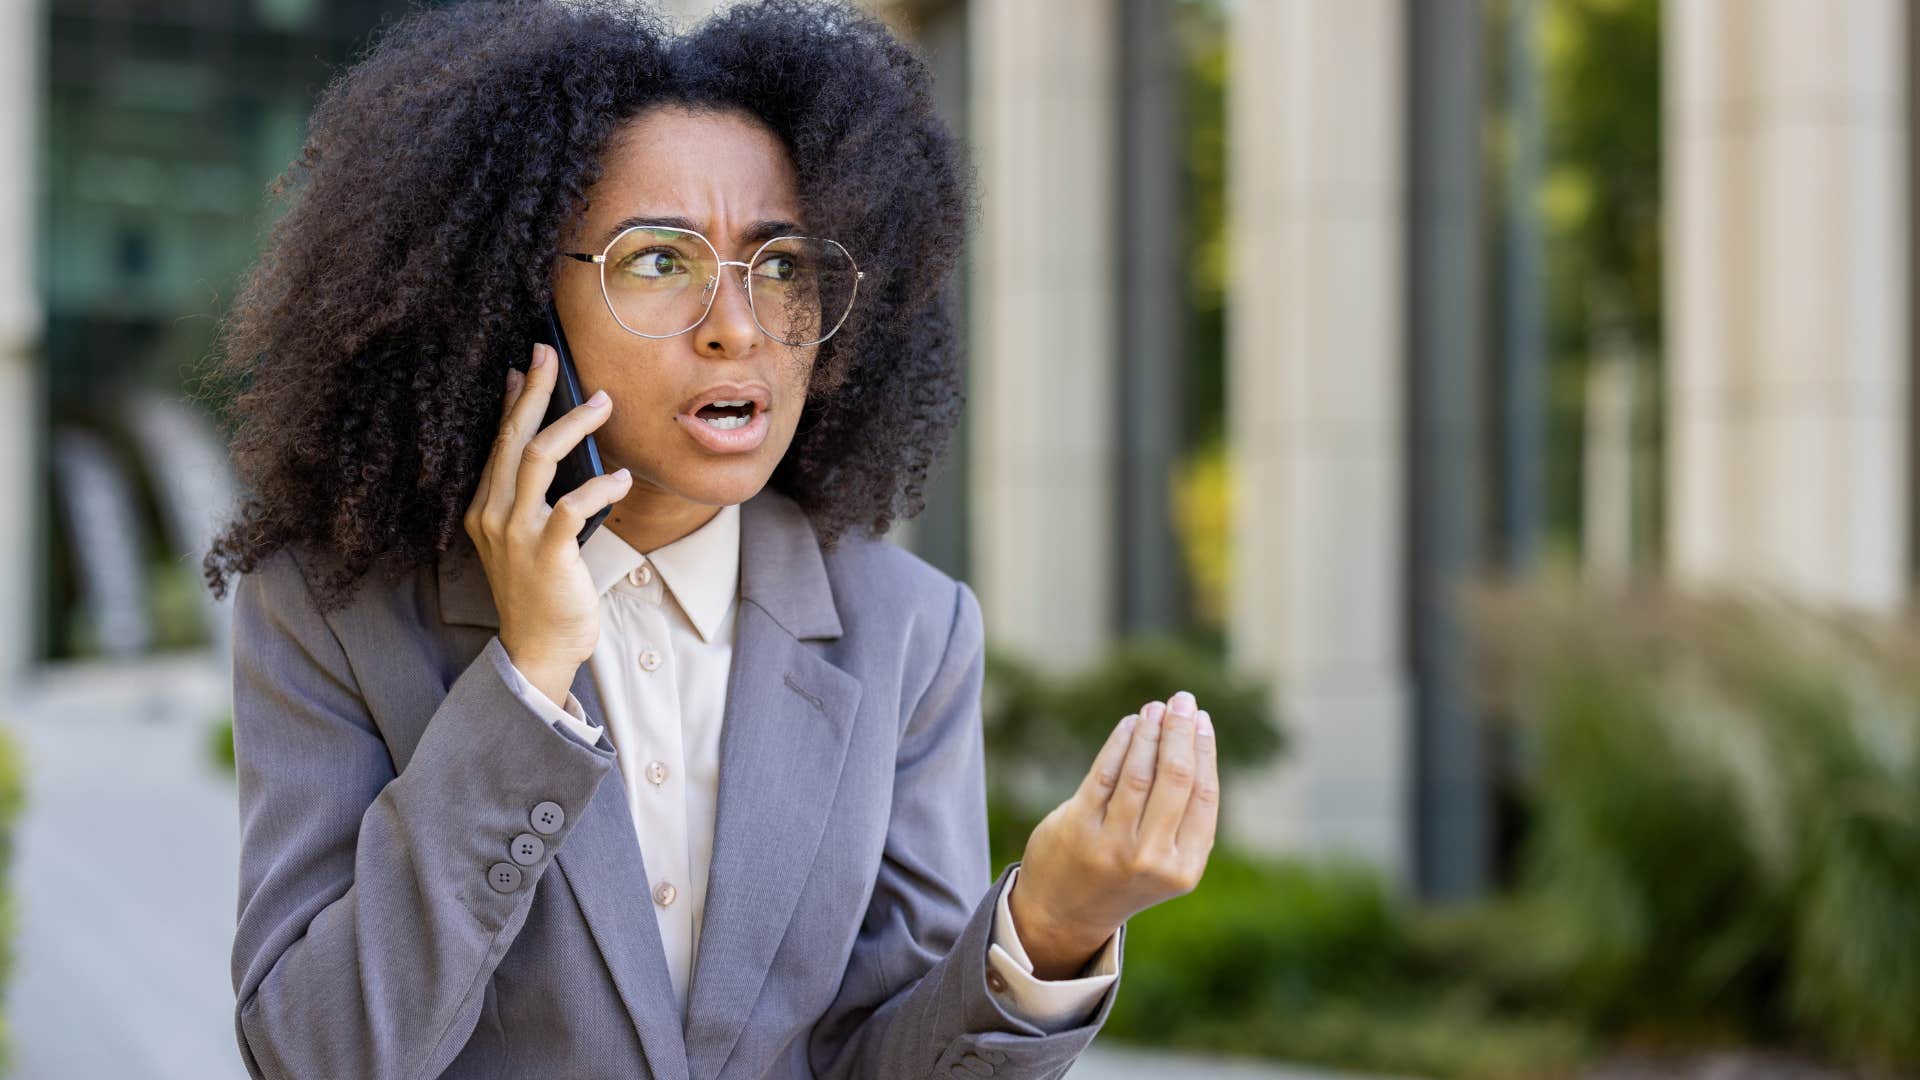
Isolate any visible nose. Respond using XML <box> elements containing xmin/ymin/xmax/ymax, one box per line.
<box><xmin>694</xmin><ymin>261</ymin><xmax>760</xmax><ymax>358</ymax></box>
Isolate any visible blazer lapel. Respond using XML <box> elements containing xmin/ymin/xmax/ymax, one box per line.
<box><xmin>434</xmin><ymin>489</ymin><xmax>860</xmax><ymax>1080</ymax></box>
<box><xmin>683</xmin><ymin>490</ymin><xmax>861</xmax><ymax>1080</ymax></box>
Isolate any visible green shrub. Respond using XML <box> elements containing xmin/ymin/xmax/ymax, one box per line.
<box><xmin>1098</xmin><ymin>842</ymin><xmax>1588</xmax><ymax>1079</ymax></box>
<box><xmin>0</xmin><ymin>725</ymin><xmax>26</xmax><ymax>1073</ymax></box>
<box><xmin>1104</xmin><ymin>848</ymin><xmax>1398</xmax><ymax>1038</ymax></box>
<box><xmin>978</xmin><ymin>632</ymin><xmax>1592</xmax><ymax>1077</ymax></box>
<box><xmin>1472</xmin><ymin>580</ymin><xmax>1920</xmax><ymax>1067</ymax></box>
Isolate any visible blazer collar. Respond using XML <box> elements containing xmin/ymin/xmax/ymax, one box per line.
<box><xmin>436</xmin><ymin>485</ymin><xmax>843</xmax><ymax>641</ymax></box>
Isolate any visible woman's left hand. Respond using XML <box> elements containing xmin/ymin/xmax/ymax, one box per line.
<box><xmin>1008</xmin><ymin>690</ymin><xmax>1219</xmax><ymax>979</ymax></box>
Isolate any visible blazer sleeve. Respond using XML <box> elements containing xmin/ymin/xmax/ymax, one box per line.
<box><xmin>807</xmin><ymin>578</ymin><xmax>1126</xmax><ymax>1080</ymax></box>
<box><xmin>228</xmin><ymin>547</ymin><xmax>617</xmax><ymax>1080</ymax></box>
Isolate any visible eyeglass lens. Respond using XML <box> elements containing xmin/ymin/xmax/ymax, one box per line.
<box><xmin>600</xmin><ymin>227</ymin><xmax>858</xmax><ymax>346</ymax></box>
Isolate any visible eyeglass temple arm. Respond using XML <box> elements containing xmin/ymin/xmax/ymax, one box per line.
<box><xmin>561</xmin><ymin>252</ymin><xmax>604</xmax><ymax>264</ymax></box>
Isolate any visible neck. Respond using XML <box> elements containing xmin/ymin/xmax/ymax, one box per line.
<box><xmin>601</xmin><ymin>489</ymin><xmax>722</xmax><ymax>555</ymax></box>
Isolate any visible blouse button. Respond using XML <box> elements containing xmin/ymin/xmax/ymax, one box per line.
<box><xmin>646</xmin><ymin>760</ymin><xmax>668</xmax><ymax>786</ymax></box>
<box><xmin>985</xmin><ymin>967</ymin><xmax>1009</xmax><ymax>994</ymax></box>
<box><xmin>654</xmin><ymin>881</ymin><xmax>677</xmax><ymax>907</ymax></box>
<box><xmin>627</xmin><ymin>562</ymin><xmax>653</xmax><ymax>587</ymax></box>
<box><xmin>639</xmin><ymin>648</ymin><xmax>662</xmax><ymax>672</ymax></box>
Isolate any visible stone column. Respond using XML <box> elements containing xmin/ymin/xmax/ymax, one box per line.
<box><xmin>1666</xmin><ymin>0</ymin><xmax>1909</xmax><ymax>610</ymax></box>
<box><xmin>967</xmin><ymin>0</ymin><xmax>1116</xmax><ymax>669</ymax></box>
<box><xmin>1226</xmin><ymin>0</ymin><xmax>1410</xmax><ymax>879</ymax></box>
<box><xmin>0</xmin><ymin>0</ymin><xmax>41</xmax><ymax>688</ymax></box>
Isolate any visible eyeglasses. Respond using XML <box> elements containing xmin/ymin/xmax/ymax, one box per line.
<box><xmin>561</xmin><ymin>224</ymin><xmax>864</xmax><ymax>347</ymax></box>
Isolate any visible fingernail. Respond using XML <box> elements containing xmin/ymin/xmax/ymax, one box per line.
<box><xmin>587</xmin><ymin>389</ymin><xmax>609</xmax><ymax>407</ymax></box>
<box><xmin>506</xmin><ymin>368</ymin><xmax>522</xmax><ymax>391</ymax></box>
<box><xmin>1170</xmin><ymin>690</ymin><xmax>1197</xmax><ymax>715</ymax></box>
<box><xmin>613</xmin><ymin>467</ymin><xmax>631</xmax><ymax>482</ymax></box>
<box><xmin>1142</xmin><ymin>701</ymin><xmax>1166</xmax><ymax>724</ymax></box>
<box><xmin>1119</xmin><ymin>714</ymin><xmax>1137</xmax><ymax>734</ymax></box>
<box><xmin>532</xmin><ymin>344</ymin><xmax>550</xmax><ymax>368</ymax></box>
<box><xmin>1197</xmin><ymin>710</ymin><xmax>1214</xmax><ymax>738</ymax></box>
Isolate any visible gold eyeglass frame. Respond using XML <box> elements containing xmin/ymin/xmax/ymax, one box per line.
<box><xmin>561</xmin><ymin>224</ymin><xmax>864</xmax><ymax>347</ymax></box>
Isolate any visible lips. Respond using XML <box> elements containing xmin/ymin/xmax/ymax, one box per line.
<box><xmin>676</xmin><ymin>401</ymin><xmax>772</xmax><ymax>454</ymax></box>
<box><xmin>679</xmin><ymin>382</ymin><xmax>772</xmax><ymax>417</ymax></box>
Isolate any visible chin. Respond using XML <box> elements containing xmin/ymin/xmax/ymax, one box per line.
<box><xmin>660</xmin><ymin>460</ymin><xmax>777</xmax><ymax>507</ymax></box>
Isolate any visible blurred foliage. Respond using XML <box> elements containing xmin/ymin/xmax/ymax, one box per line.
<box><xmin>982</xmin><ymin>572</ymin><xmax>1920</xmax><ymax>1075</ymax></box>
<box><xmin>979</xmin><ymin>572</ymin><xmax>1920</xmax><ymax>1075</ymax></box>
<box><xmin>1472</xmin><ymin>577</ymin><xmax>1920</xmax><ymax>1067</ymax></box>
<box><xmin>150</xmin><ymin>555</ymin><xmax>213</xmax><ymax>651</ymax></box>
<box><xmin>981</xmin><ymin>633</ymin><xmax>1282</xmax><ymax>825</ymax></box>
<box><xmin>0</xmin><ymin>725</ymin><xmax>25</xmax><ymax>1074</ymax></box>
<box><xmin>1531</xmin><ymin>0</ymin><xmax>1664</xmax><ymax>558</ymax></box>
<box><xmin>212</xmin><ymin>711</ymin><xmax>235</xmax><ymax>773</ymax></box>
<box><xmin>1165</xmin><ymin>0</ymin><xmax>1229</xmax><ymax>636</ymax></box>
<box><xmin>994</xmin><ymin>797</ymin><xmax>1591</xmax><ymax>1080</ymax></box>
<box><xmin>59</xmin><ymin>554</ymin><xmax>212</xmax><ymax>657</ymax></box>
<box><xmin>1174</xmin><ymin>0</ymin><xmax>1227</xmax><ymax>451</ymax></box>
<box><xmin>1539</xmin><ymin>0</ymin><xmax>1662</xmax><ymax>338</ymax></box>
<box><xmin>980</xmin><ymin>631</ymin><xmax>1586</xmax><ymax>1078</ymax></box>
<box><xmin>1171</xmin><ymin>436</ymin><xmax>1231</xmax><ymax>634</ymax></box>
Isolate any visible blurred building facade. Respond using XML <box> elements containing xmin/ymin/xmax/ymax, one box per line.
<box><xmin>3</xmin><ymin>0</ymin><xmax>39</xmax><ymax>691</ymax></box>
<box><xmin>878</xmin><ymin>0</ymin><xmax>1920</xmax><ymax>898</ymax></box>
<box><xmin>8</xmin><ymin>0</ymin><xmax>1918</xmax><ymax>900</ymax></box>
<box><xmin>1666</xmin><ymin>0</ymin><xmax>1910</xmax><ymax>612</ymax></box>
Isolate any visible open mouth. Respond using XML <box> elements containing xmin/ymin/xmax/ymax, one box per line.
<box><xmin>693</xmin><ymin>400</ymin><xmax>757</xmax><ymax>430</ymax></box>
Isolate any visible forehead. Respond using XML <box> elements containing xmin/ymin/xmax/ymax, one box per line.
<box><xmin>582</xmin><ymin>105</ymin><xmax>801</xmax><ymax>247</ymax></box>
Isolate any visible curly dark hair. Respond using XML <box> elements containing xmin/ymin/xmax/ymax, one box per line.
<box><xmin>197</xmin><ymin>0</ymin><xmax>971</xmax><ymax>612</ymax></box>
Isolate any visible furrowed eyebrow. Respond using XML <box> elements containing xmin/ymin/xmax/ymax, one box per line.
<box><xmin>597</xmin><ymin>215</ymin><xmax>801</xmax><ymax>251</ymax></box>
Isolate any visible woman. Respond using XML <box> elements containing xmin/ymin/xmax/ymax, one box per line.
<box><xmin>204</xmin><ymin>2</ymin><xmax>1220</xmax><ymax>1077</ymax></box>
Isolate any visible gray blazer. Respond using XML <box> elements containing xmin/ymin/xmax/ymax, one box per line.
<box><xmin>230</xmin><ymin>486</ymin><xmax>1125</xmax><ymax>1080</ymax></box>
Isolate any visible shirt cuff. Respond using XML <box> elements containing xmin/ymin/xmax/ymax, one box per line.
<box><xmin>500</xmin><ymin>647</ymin><xmax>605</xmax><ymax>747</ymax></box>
<box><xmin>985</xmin><ymin>864</ymin><xmax>1120</xmax><ymax>1033</ymax></box>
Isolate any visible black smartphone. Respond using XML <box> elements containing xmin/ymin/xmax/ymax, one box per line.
<box><xmin>528</xmin><ymin>301</ymin><xmax>612</xmax><ymax>545</ymax></box>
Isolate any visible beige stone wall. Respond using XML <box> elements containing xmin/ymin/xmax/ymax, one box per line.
<box><xmin>1666</xmin><ymin>0</ymin><xmax>1911</xmax><ymax>610</ymax></box>
<box><xmin>1225</xmin><ymin>0</ymin><xmax>1410</xmax><ymax>878</ymax></box>
<box><xmin>965</xmin><ymin>0</ymin><xmax>1117</xmax><ymax>670</ymax></box>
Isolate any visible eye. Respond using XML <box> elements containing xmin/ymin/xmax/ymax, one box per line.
<box><xmin>619</xmin><ymin>248</ymin><xmax>686</xmax><ymax>279</ymax></box>
<box><xmin>753</xmin><ymin>252</ymin><xmax>799</xmax><ymax>282</ymax></box>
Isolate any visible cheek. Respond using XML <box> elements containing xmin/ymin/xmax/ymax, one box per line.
<box><xmin>569</xmin><ymin>347</ymin><xmax>675</xmax><ymax>460</ymax></box>
<box><xmin>777</xmin><ymin>347</ymin><xmax>820</xmax><ymax>417</ymax></box>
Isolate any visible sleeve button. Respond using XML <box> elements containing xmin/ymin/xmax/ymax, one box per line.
<box><xmin>487</xmin><ymin>861</ymin><xmax>523</xmax><ymax>893</ymax></box>
<box><xmin>509</xmin><ymin>832</ymin><xmax>545</xmax><ymax>866</ymax></box>
<box><xmin>984</xmin><ymin>968</ymin><xmax>1009</xmax><ymax>993</ymax></box>
<box><xmin>530</xmin><ymin>800</ymin><xmax>565</xmax><ymax>835</ymax></box>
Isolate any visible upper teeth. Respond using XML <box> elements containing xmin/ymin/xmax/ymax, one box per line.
<box><xmin>710</xmin><ymin>399</ymin><xmax>750</xmax><ymax>407</ymax></box>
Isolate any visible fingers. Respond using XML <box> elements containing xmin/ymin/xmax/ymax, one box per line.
<box><xmin>1103</xmin><ymin>698</ymin><xmax>1165</xmax><ymax>832</ymax></box>
<box><xmin>510</xmin><ymin>384</ymin><xmax>613</xmax><ymax>530</ymax></box>
<box><xmin>1174</xmin><ymin>708</ymin><xmax>1219</xmax><ymax>862</ymax></box>
<box><xmin>544</xmin><ymin>466</ymin><xmax>633</xmax><ymax>544</ymax></box>
<box><xmin>483</xmin><ymin>344</ymin><xmax>559</xmax><ymax>535</ymax></box>
<box><xmin>466</xmin><ymin>364</ymin><xmax>525</xmax><ymax>539</ymax></box>
<box><xmin>1139</xmin><ymin>691</ymin><xmax>1199</xmax><ymax>854</ymax></box>
<box><xmin>1077</xmin><ymin>712</ymin><xmax>1139</xmax><ymax>806</ymax></box>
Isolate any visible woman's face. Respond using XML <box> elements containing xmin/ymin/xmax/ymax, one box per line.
<box><xmin>552</xmin><ymin>104</ymin><xmax>816</xmax><ymax>518</ymax></box>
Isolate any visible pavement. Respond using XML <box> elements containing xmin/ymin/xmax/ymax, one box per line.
<box><xmin>0</xmin><ymin>651</ymin><xmax>1385</xmax><ymax>1080</ymax></box>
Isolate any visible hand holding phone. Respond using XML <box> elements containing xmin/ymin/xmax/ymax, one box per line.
<box><xmin>531</xmin><ymin>302</ymin><xmax>613</xmax><ymax>546</ymax></box>
<box><xmin>460</xmin><ymin>314</ymin><xmax>632</xmax><ymax>709</ymax></box>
